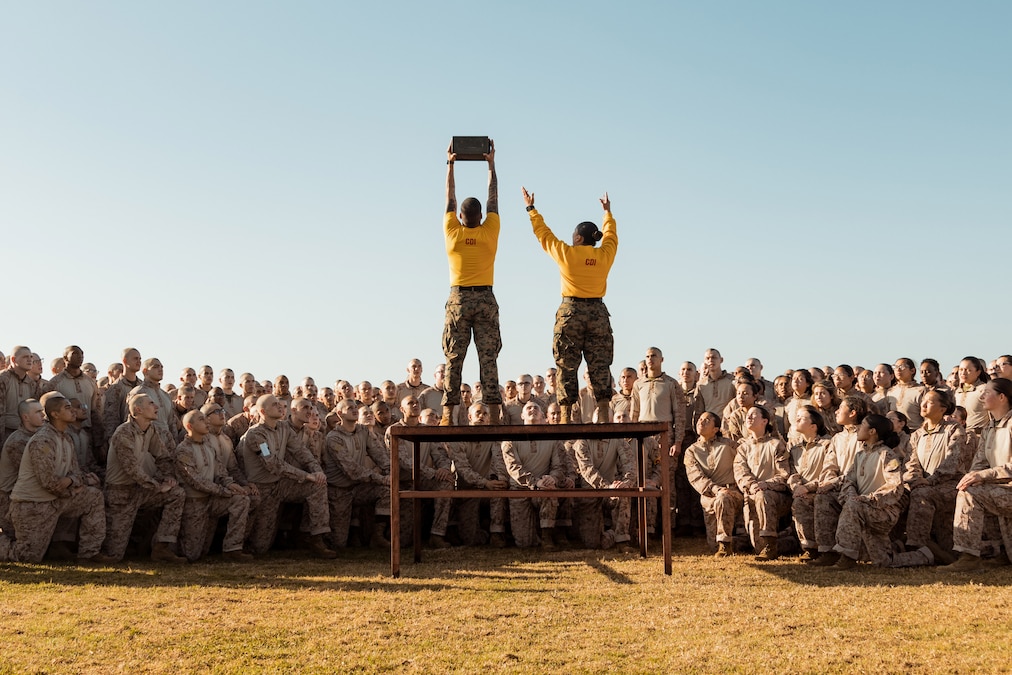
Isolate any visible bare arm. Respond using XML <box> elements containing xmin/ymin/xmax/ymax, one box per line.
<box><xmin>485</xmin><ymin>139</ymin><xmax>497</xmax><ymax>214</ymax></box>
<box><xmin>445</xmin><ymin>142</ymin><xmax>457</xmax><ymax>214</ymax></box>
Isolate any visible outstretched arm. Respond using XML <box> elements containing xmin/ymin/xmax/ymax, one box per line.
<box><xmin>445</xmin><ymin>142</ymin><xmax>457</xmax><ymax>214</ymax></box>
<box><xmin>485</xmin><ymin>139</ymin><xmax>497</xmax><ymax>214</ymax></box>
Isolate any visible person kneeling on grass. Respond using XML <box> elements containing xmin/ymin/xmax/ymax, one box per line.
<box><xmin>830</xmin><ymin>414</ymin><xmax>906</xmax><ymax>570</ymax></box>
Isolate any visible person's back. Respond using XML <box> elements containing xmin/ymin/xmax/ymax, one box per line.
<box><xmin>439</xmin><ymin>139</ymin><xmax>504</xmax><ymax>425</ymax></box>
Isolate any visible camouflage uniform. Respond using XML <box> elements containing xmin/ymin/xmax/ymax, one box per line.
<box><xmin>0</xmin><ymin>427</ymin><xmax>35</xmax><ymax>535</ymax></box>
<box><xmin>501</xmin><ymin>439</ymin><xmax>566</xmax><ymax>547</ymax></box>
<box><xmin>553</xmin><ymin>298</ymin><xmax>613</xmax><ymax>408</ymax></box>
<box><xmin>0</xmin><ymin>369</ymin><xmax>41</xmax><ymax>443</ymax></box>
<box><xmin>5</xmin><ymin>424</ymin><xmax>105</xmax><ymax>562</ymax></box>
<box><xmin>813</xmin><ymin>427</ymin><xmax>862</xmax><ymax>553</ymax></box>
<box><xmin>903</xmin><ymin>420</ymin><xmax>968</xmax><ymax>550</ymax></box>
<box><xmin>241</xmin><ymin>420</ymin><xmax>331</xmax><ymax>554</ymax></box>
<box><xmin>323</xmin><ymin>424</ymin><xmax>390</xmax><ymax>547</ymax></box>
<box><xmin>446</xmin><ymin>439</ymin><xmax>508</xmax><ymax>545</ymax></box>
<box><xmin>384</xmin><ymin>421</ymin><xmax>452</xmax><ymax>541</ymax></box>
<box><xmin>442</xmin><ymin>287</ymin><xmax>503</xmax><ymax>408</ymax></box>
<box><xmin>47</xmin><ymin>370</ymin><xmax>104</xmax><ymax>449</ymax></box>
<box><xmin>573</xmin><ymin>437</ymin><xmax>635</xmax><ymax>548</ymax></box>
<box><xmin>103</xmin><ymin>419</ymin><xmax>186</xmax><ymax>559</ymax></box>
<box><xmin>224</xmin><ymin>412</ymin><xmax>251</xmax><ymax>448</ymax></box>
<box><xmin>140</xmin><ymin>379</ymin><xmax>181</xmax><ymax>455</ymax></box>
<box><xmin>176</xmin><ymin>436</ymin><xmax>250</xmax><ymax>561</ymax></box>
<box><xmin>102</xmin><ymin>376</ymin><xmax>141</xmax><ymax>442</ymax></box>
<box><xmin>787</xmin><ymin>436</ymin><xmax>832</xmax><ymax>549</ymax></box>
<box><xmin>684</xmin><ymin>435</ymin><xmax>742</xmax><ymax>550</ymax></box>
<box><xmin>733</xmin><ymin>434</ymin><xmax>792</xmax><ymax>546</ymax></box>
<box><xmin>833</xmin><ymin>443</ymin><xmax>905</xmax><ymax>565</ymax></box>
<box><xmin>952</xmin><ymin>409</ymin><xmax>1012</xmax><ymax>557</ymax></box>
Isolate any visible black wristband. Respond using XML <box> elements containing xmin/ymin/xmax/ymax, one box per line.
<box><xmin>447</xmin><ymin>160</ymin><xmax>454</xmax><ymax>165</ymax></box>
<box><xmin>526</xmin><ymin>205</ymin><xmax>535</xmax><ymax>212</ymax></box>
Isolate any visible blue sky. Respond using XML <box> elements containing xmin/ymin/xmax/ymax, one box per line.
<box><xmin>3</xmin><ymin>2</ymin><xmax>1009</xmax><ymax>388</ymax></box>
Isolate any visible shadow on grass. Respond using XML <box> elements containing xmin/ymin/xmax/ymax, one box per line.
<box><xmin>0</xmin><ymin>546</ymin><xmax>654</xmax><ymax>591</ymax></box>
<box><xmin>585</xmin><ymin>559</ymin><xmax>635</xmax><ymax>584</ymax></box>
<box><xmin>747</xmin><ymin>559</ymin><xmax>1012</xmax><ymax>587</ymax></box>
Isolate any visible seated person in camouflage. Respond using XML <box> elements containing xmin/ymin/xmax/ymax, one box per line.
<box><xmin>572</xmin><ymin>409</ymin><xmax>636</xmax><ymax>552</ymax></box>
<box><xmin>240</xmin><ymin>395</ymin><xmax>336</xmax><ymax>558</ymax></box>
<box><xmin>444</xmin><ymin>403</ymin><xmax>508</xmax><ymax>546</ymax></box>
<box><xmin>175</xmin><ymin>410</ymin><xmax>252</xmax><ymax>562</ymax></box>
<box><xmin>104</xmin><ymin>392</ymin><xmax>187</xmax><ymax>564</ymax></box>
<box><xmin>0</xmin><ymin>393</ymin><xmax>112</xmax><ymax>564</ymax></box>
<box><xmin>501</xmin><ymin>401</ymin><xmax>568</xmax><ymax>549</ymax></box>
<box><xmin>685</xmin><ymin>411</ymin><xmax>743</xmax><ymax>557</ymax></box>
<box><xmin>323</xmin><ymin>399</ymin><xmax>391</xmax><ymax>550</ymax></box>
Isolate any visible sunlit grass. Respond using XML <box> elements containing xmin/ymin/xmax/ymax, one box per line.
<box><xmin>2</xmin><ymin>539</ymin><xmax>1011</xmax><ymax>673</ymax></box>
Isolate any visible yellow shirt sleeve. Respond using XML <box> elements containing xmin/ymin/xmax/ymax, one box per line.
<box><xmin>530</xmin><ymin>209</ymin><xmax>617</xmax><ymax>297</ymax></box>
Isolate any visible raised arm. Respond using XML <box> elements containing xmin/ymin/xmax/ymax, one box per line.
<box><xmin>445</xmin><ymin>142</ymin><xmax>457</xmax><ymax>214</ymax></box>
<box><xmin>485</xmin><ymin>139</ymin><xmax>497</xmax><ymax>214</ymax></box>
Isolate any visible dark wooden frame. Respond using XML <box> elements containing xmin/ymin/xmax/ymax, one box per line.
<box><xmin>387</xmin><ymin>422</ymin><xmax>672</xmax><ymax>577</ymax></box>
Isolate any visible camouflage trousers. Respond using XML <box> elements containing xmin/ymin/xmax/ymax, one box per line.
<box><xmin>0</xmin><ymin>490</ymin><xmax>11</xmax><ymax>536</ymax></box>
<box><xmin>572</xmin><ymin>495</ymin><xmax>631</xmax><ymax>548</ymax></box>
<box><xmin>442</xmin><ymin>287</ymin><xmax>502</xmax><ymax>407</ymax></box>
<box><xmin>327</xmin><ymin>483</ymin><xmax>389</xmax><ymax>548</ymax></box>
<box><xmin>833</xmin><ymin>496</ymin><xmax>901</xmax><ymax>565</ymax></box>
<box><xmin>398</xmin><ymin>477</ymin><xmax>452</xmax><ymax>542</ymax></box>
<box><xmin>5</xmin><ymin>488</ymin><xmax>106</xmax><ymax>562</ymax></box>
<box><xmin>701</xmin><ymin>487</ymin><xmax>744</xmax><ymax>547</ymax></box>
<box><xmin>743</xmin><ymin>489</ymin><xmax>791</xmax><ymax>545</ymax></box>
<box><xmin>553</xmin><ymin>298</ymin><xmax>613</xmax><ymax>407</ymax></box>
<box><xmin>791</xmin><ymin>491</ymin><xmax>817</xmax><ymax>548</ymax></box>
<box><xmin>453</xmin><ymin>478</ymin><xmax>506</xmax><ymax>545</ymax></box>
<box><xmin>952</xmin><ymin>484</ymin><xmax>1012</xmax><ymax>557</ymax></box>
<box><xmin>814</xmin><ymin>489</ymin><xmax>843</xmax><ymax>552</ymax></box>
<box><xmin>248</xmin><ymin>478</ymin><xmax>330</xmax><ymax>554</ymax></box>
<box><xmin>510</xmin><ymin>494</ymin><xmax>558</xmax><ymax>548</ymax></box>
<box><xmin>103</xmin><ymin>484</ymin><xmax>186</xmax><ymax>559</ymax></box>
<box><xmin>906</xmin><ymin>481</ymin><xmax>958</xmax><ymax>549</ymax></box>
<box><xmin>179</xmin><ymin>494</ymin><xmax>251</xmax><ymax>561</ymax></box>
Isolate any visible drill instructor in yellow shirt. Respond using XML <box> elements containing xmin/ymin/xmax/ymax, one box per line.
<box><xmin>522</xmin><ymin>187</ymin><xmax>618</xmax><ymax>424</ymax></box>
<box><xmin>440</xmin><ymin>140</ymin><xmax>503</xmax><ymax>426</ymax></box>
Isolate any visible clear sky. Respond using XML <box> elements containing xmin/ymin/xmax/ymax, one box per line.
<box><xmin>3</xmin><ymin>2</ymin><xmax>1009</xmax><ymax>389</ymax></box>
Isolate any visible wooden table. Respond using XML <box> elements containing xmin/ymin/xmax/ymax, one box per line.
<box><xmin>387</xmin><ymin>422</ymin><xmax>672</xmax><ymax>577</ymax></box>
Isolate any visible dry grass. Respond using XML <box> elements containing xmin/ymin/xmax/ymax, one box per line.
<box><xmin>3</xmin><ymin>539</ymin><xmax>1012</xmax><ymax>674</ymax></box>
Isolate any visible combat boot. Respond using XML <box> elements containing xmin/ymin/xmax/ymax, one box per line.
<box><xmin>489</xmin><ymin>532</ymin><xmax>507</xmax><ymax>548</ymax></box>
<box><xmin>714</xmin><ymin>542</ymin><xmax>732</xmax><ymax>558</ymax></box>
<box><xmin>306</xmin><ymin>534</ymin><xmax>338</xmax><ymax>559</ymax></box>
<box><xmin>428</xmin><ymin>534</ymin><xmax>452</xmax><ymax>549</ymax></box>
<box><xmin>938</xmin><ymin>552</ymin><xmax>981</xmax><ymax>572</ymax></box>
<box><xmin>754</xmin><ymin>536</ymin><xmax>779</xmax><ymax>561</ymax></box>
<box><xmin>559</xmin><ymin>405</ymin><xmax>571</xmax><ymax>425</ymax></box>
<box><xmin>799</xmin><ymin>548</ymin><xmax>819</xmax><ymax>562</ymax></box>
<box><xmin>439</xmin><ymin>405</ymin><xmax>453</xmax><ymax>426</ymax></box>
<box><xmin>151</xmin><ymin>541</ymin><xmax>188</xmax><ymax>564</ymax></box>
<box><xmin>487</xmin><ymin>404</ymin><xmax>502</xmax><ymax>425</ymax></box>
<box><xmin>370</xmin><ymin>524</ymin><xmax>390</xmax><ymax>549</ymax></box>
<box><xmin>925</xmin><ymin>540</ymin><xmax>956</xmax><ymax>566</ymax></box>
<box><xmin>809</xmin><ymin>551</ymin><xmax>840</xmax><ymax>567</ymax></box>
<box><xmin>539</xmin><ymin>528</ymin><xmax>557</xmax><ymax>551</ymax></box>
<box><xmin>79</xmin><ymin>552</ymin><xmax>119</xmax><ymax>565</ymax></box>
<box><xmin>595</xmin><ymin>400</ymin><xmax>611</xmax><ymax>424</ymax></box>
<box><xmin>832</xmin><ymin>554</ymin><xmax>857</xmax><ymax>570</ymax></box>
<box><xmin>222</xmin><ymin>550</ymin><xmax>254</xmax><ymax>562</ymax></box>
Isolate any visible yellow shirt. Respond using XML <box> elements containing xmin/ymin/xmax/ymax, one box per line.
<box><xmin>529</xmin><ymin>209</ymin><xmax>617</xmax><ymax>298</ymax></box>
<box><xmin>444</xmin><ymin>212</ymin><xmax>500</xmax><ymax>287</ymax></box>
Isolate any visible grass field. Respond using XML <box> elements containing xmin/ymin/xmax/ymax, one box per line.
<box><xmin>3</xmin><ymin>538</ymin><xmax>1012</xmax><ymax>674</ymax></box>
